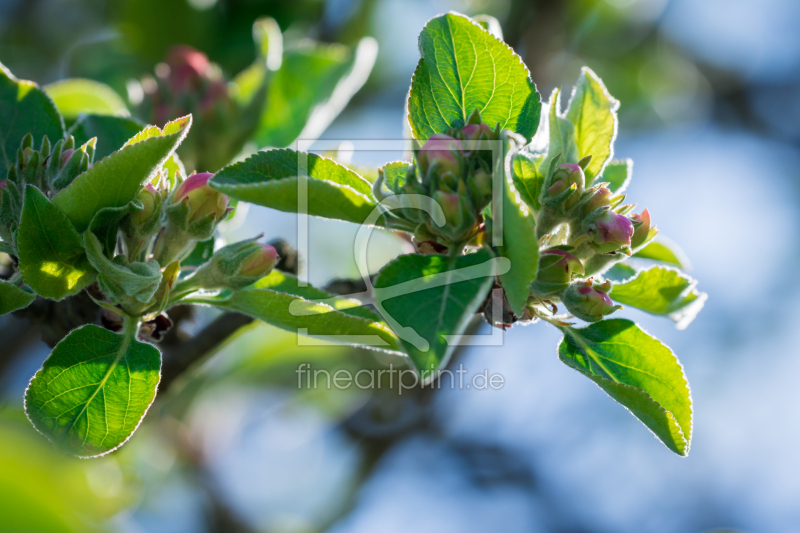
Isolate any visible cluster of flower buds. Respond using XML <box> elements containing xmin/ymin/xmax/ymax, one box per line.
<box><xmin>374</xmin><ymin>109</ymin><xmax>499</xmax><ymax>249</ymax></box>
<box><xmin>174</xmin><ymin>237</ymin><xmax>279</xmax><ymax>294</ymax></box>
<box><xmin>0</xmin><ymin>134</ymin><xmax>94</xmax><ymax>246</ymax></box>
<box><xmin>137</xmin><ymin>45</ymin><xmax>253</xmax><ymax>172</ymax></box>
<box><xmin>154</xmin><ymin>172</ymin><xmax>231</xmax><ymax>265</ymax></box>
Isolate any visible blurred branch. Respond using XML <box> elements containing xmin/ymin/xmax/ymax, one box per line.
<box><xmin>159</xmin><ymin>311</ymin><xmax>253</xmax><ymax>392</ymax></box>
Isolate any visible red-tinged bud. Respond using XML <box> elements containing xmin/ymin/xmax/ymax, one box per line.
<box><xmin>531</xmin><ymin>248</ymin><xmax>585</xmax><ymax>296</ymax></box>
<box><xmin>418</xmin><ymin>134</ymin><xmax>464</xmax><ymax>177</ymax></box>
<box><xmin>547</xmin><ymin>163</ymin><xmax>584</xmax><ymax>197</ymax></box>
<box><xmin>588</xmin><ymin>210</ymin><xmax>634</xmax><ymax>254</ymax></box>
<box><xmin>630</xmin><ymin>208</ymin><xmax>652</xmax><ymax>249</ymax></box>
<box><xmin>433</xmin><ymin>190</ymin><xmax>464</xmax><ymax>229</ymax></box>
<box><xmin>562</xmin><ymin>279</ymin><xmax>621</xmax><ymax>322</ymax></box>
<box><xmin>60</xmin><ymin>149</ymin><xmax>75</xmax><ymax>168</ymax></box>
<box><xmin>173</xmin><ymin>172</ymin><xmax>228</xmax><ymax>225</ymax></box>
<box><xmin>165</xmin><ymin>45</ymin><xmax>210</xmax><ymax>93</ymax></box>
<box><xmin>461</xmin><ymin>123</ymin><xmax>495</xmax><ymax>141</ymax></box>
<box><xmin>180</xmin><ymin>239</ymin><xmax>279</xmax><ymax>291</ymax></box>
<box><xmin>240</xmin><ymin>243</ymin><xmax>279</xmax><ymax>277</ymax></box>
<box><xmin>582</xmin><ymin>187</ymin><xmax>611</xmax><ymax>217</ymax></box>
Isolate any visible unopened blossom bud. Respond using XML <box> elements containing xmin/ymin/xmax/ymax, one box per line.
<box><xmin>468</xmin><ymin>168</ymin><xmax>493</xmax><ymax>209</ymax></box>
<box><xmin>562</xmin><ymin>279</ymin><xmax>621</xmax><ymax>322</ymax></box>
<box><xmin>433</xmin><ymin>190</ymin><xmax>464</xmax><ymax>229</ymax></box>
<box><xmin>60</xmin><ymin>149</ymin><xmax>75</xmax><ymax>168</ymax></box>
<box><xmin>460</xmin><ymin>123</ymin><xmax>495</xmax><ymax>142</ymax></box>
<box><xmin>183</xmin><ymin>239</ymin><xmax>279</xmax><ymax>291</ymax></box>
<box><xmin>165</xmin><ymin>45</ymin><xmax>210</xmax><ymax>93</ymax></box>
<box><xmin>588</xmin><ymin>210</ymin><xmax>634</xmax><ymax>254</ymax></box>
<box><xmin>172</xmin><ymin>172</ymin><xmax>228</xmax><ymax>225</ymax></box>
<box><xmin>531</xmin><ymin>248</ymin><xmax>585</xmax><ymax>297</ymax></box>
<box><xmin>630</xmin><ymin>208</ymin><xmax>652</xmax><ymax>249</ymax></box>
<box><xmin>121</xmin><ymin>184</ymin><xmax>163</xmax><ymax>239</ymax></box>
<box><xmin>547</xmin><ymin>163</ymin><xmax>584</xmax><ymax>197</ymax></box>
<box><xmin>418</xmin><ymin>134</ymin><xmax>464</xmax><ymax>178</ymax></box>
<box><xmin>582</xmin><ymin>187</ymin><xmax>612</xmax><ymax>217</ymax></box>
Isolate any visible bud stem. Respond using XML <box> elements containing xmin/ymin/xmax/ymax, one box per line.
<box><xmin>154</xmin><ymin>222</ymin><xmax>195</xmax><ymax>265</ymax></box>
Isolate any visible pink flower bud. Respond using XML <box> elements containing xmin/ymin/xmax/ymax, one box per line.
<box><xmin>460</xmin><ymin>123</ymin><xmax>495</xmax><ymax>141</ymax></box>
<box><xmin>418</xmin><ymin>134</ymin><xmax>464</xmax><ymax>177</ymax></box>
<box><xmin>240</xmin><ymin>243</ymin><xmax>279</xmax><ymax>277</ymax></box>
<box><xmin>60</xmin><ymin>149</ymin><xmax>75</xmax><ymax>168</ymax></box>
<box><xmin>582</xmin><ymin>187</ymin><xmax>611</xmax><ymax>216</ymax></box>
<box><xmin>433</xmin><ymin>190</ymin><xmax>464</xmax><ymax>228</ymax></box>
<box><xmin>547</xmin><ymin>163</ymin><xmax>584</xmax><ymax>197</ymax></box>
<box><xmin>589</xmin><ymin>211</ymin><xmax>634</xmax><ymax>254</ymax></box>
<box><xmin>165</xmin><ymin>45</ymin><xmax>210</xmax><ymax>93</ymax></box>
<box><xmin>562</xmin><ymin>279</ymin><xmax>620</xmax><ymax>322</ymax></box>
<box><xmin>174</xmin><ymin>172</ymin><xmax>228</xmax><ymax>224</ymax></box>
<box><xmin>630</xmin><ymin>208</ymin><xmax>652</xmax><ymax>249</ymax></box>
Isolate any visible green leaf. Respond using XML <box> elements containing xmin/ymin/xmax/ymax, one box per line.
<box><xmin>84</xmin><ymin>231</ymin><xmax>161</xmax><ymax>304</ymax></box>
<box><xmin>373</xmin><ymin>249</ymin><xmax>497</xmax><ymax>380</ymax></box>
<box><xmin>0</xmin><ymin>278</ymin><xmax>35</xmax><ymax>314</ymax></box>
<box><xmin>254</xmin><ymin>38</ymin><xmax>377</xmax><ymax>148</ymax></box>
<box><xmin>633</xmin><ymin>238</ymin><xmax>690</xmax><ymax>269</ymax></box>
<box><xmin>16</xmin><ymin>186</ymin><xmax>95</xmax><ymax>300</ymax></box>
<box><xmin>380</xmin><ymin>161</ymin><xmax>411</xmax><ymax>192</ymax></box>
<box><xmin>52</xmin><ymin>115</ymin><xmax>191</xmax><ymax>232</ymax></box>
<box><xmin>0</xmin><ymin>62</ymin><xmax>65</xmax><ymax>173</ymax></box>
<box><xmin>202</xmin><ymin>270</ymin><xmax>403</xmax><ymax>353</ymax></box>
<box><xmin>25</xmin><ymin>321</ymin><xmax>161</xmax><ymax>457</ymax></box>
<box><xmin>407</xmin><ymin>12</ymin><xmax>541</xmax><ymax>142</ymax></box>
<box><xmin>69</xmin><ymin>114</ymin><xmax>144</xmax><ymax>161</ymax></box>
<box><xmin>544</xmin><ymin>88</ymin><xmax>578</xmax><ymax>167</ymax></box>
<box><xmin>43</xmin><ymin>79</ymin><xmax>128</xmax><ymax>121</ymax></box>
<box><xmin>559</xmin><ymin>319</ymin><xmax>692</xmax><ymax>455</ymax></box>
<box><xmin>211</xmin><ymin>149</ymin><xmax>378</xmax><ymax>225</ymax></box>
<box><xmin>603</xmin><ymin>262</ymin><xmax>637</xmax><ymax>283</ymax></box>
<box><xmin>597</xmin><ymin>158</ymin><xmax>631</xmax><ymax>192</ymax></box>
<box><xmin>511</xmin><ymin>150</ymin><xmax>544</xmax><ymax>211</ymax></box>
<box><xmin>498</xmin><ymin>135</ymin><xmax>538</xmax><ymax>317</ymax></box>
<box><xmin>565</xmin><ymin>67</ymin><xmax>619</xmax><ymax>183</ymax></box>
<box><xmin>610</xmin><ymin>266</ymin><xmax>706</xmax><ymax>329</ymax></box>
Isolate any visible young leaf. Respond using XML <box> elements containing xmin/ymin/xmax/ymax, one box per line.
<box><xmin>43</xmin><ymin>79</ymin><xmax>128</xmax><ymax>121</ymax></box>
<box><xmin>633</xmin><ymin>238</ymin><xmax>690</xmax><ymax>269</ymax></box>
<box><xmin>69</xmin><ymin>114</ymin><xmax>144</xmax><ymax>161</ymax></box>
<box><xmin>87</xmin><ymin>201</ymin><xmax>143</xmax><ymax>258</ymax></box>
<box><xmin>373</xmin><ymin>249</ymin><xmax>497</xmax><ymax>381</ymax></box>
<box><xmin>565</xmin><ymin>67</ymin><xmax>619</xmax><ymax>183</ymax></box>
<box><xmin>0</xmin><ymin>62</ymin><xmax>65</xmax><ymax>173</ymax></box>
<box><xmin>511</xmin><ymin>150</ymin><xmax>544</xmax><ymax>211</ymax></box>
<box><xmin>379</xmin><ymin>161</ymin><xmax>411</xmax><ymax>192</ymax></box>
<box><xmin>52</xmin><ymin>115</ymin><xmax>191</xmax><ymax>232</ymax></box>
<box><xmin>610</xmin><ymin>266</ymin><xmax>706</xmax><ymax>329</ymax></box>
<box><xmin>254</xmin><ymin>38</ymin><xmax>377</xmax><ymax>148</ymax></box>
<box><xmin>210</xmin><ymin>149</ymin><xmax>378</xmax><ymax>225</ymax></box>
<box><xmin>201</xmin><ymin>270</ymin><xmax>403</xmax><ymax>353</ymax></box>
<box><xmin>84</xmin><ymin>232</ymin><xmax>161</xmax><ymax>304</ymax></box>
<box><xmin>559</xmin><ymin>319</ymin><xmax>692</xmax><ymax>455</ymax></box>
<box><xmin>544</xmin><ymin>88</ymin><xmax>578</xmax><ymax>167</ymax></box>
<box><xmin>16</xmin><ymin>186</ymin><xmax>95</xmax><ymax>300</ymax></box>
<box><xmin>498</xmin><ymin>135</ymin><xmax>539</xmax><ymax>317</ymax></box>
<box><xmin>603</xmin><ymin>262</ymin><xmax>637</xmax><ymax>283</ymax></box>
<box><xmin>0</xmin><ymin>279</ymin><xmax>35</xmax><ymax>315</ymax></box>
<box><xmin>407</xmin><ymin>12</ymin><xmax>541</xmax><ymax>142</ymax></box>
<box><xmin>596</xmin><ymin>158</ymin><xmax>631</xmax><ymax>192</ymax></box>
<box><xmin>25</xmin><ymin>322</ymin><xmax>161</xmax><ymax>458</ymax></box>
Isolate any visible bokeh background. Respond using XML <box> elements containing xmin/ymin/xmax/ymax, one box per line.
<box><xmin>2</xmin><ymin>0</ymin><xmax>800</xmax><ymax>531</ymax></box>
